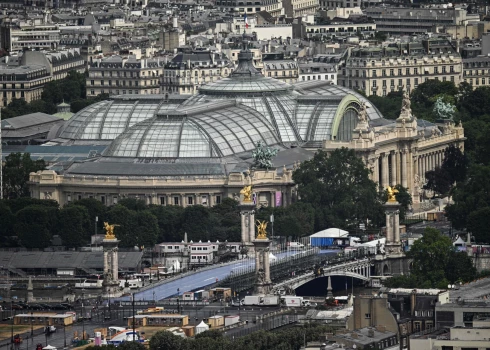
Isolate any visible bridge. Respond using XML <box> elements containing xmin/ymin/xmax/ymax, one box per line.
<box><xmin>270</xmin><ymin>258</ymin><xmax>373</xmax><ymax>294</ymax></box>
<box><xmin>128</xmin><ymin>249</ymin><xmax>374</xmax><ymax>301</ymax></box>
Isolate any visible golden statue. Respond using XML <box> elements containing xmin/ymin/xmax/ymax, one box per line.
<box><xmin>256</xmin><ymin>220</ymin><xmax>268</xmax><ymax>239</ymax></box>
<box><xmin>387</xmin><ymin>186</ymin><xmax>399</xmax><ymax>202</ymax></box>
<box><xmin>103</xmin><ymin>222</ymin><xmax>120</xmax><ymax>239</ymax></box>
<box><xmin>240</xmin><ymin>185</ymin><xmax>253</xmax><ymax>202</ymax></box>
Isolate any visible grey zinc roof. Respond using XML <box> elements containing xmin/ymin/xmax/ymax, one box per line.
<box><xmin>0</xmin><ymin>251</ymin><xmax>143</xmax><ymax>270</ymax></box>
<box><xmin>1</xmin><ymin>113</ymin><xmax>62</xmax><ymax>130</ymax></box>
<box><xmin>66</xmin><ymin>161</ymin><xmax>226</xmax><ymax>177</ymax></box>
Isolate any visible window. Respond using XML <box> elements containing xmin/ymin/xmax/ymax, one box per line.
<box><xmin>414</xmin><ymin>68</ymin><xmax>418</xmax><ymax>74</ymax></box>
<box><xmin>450</xmin><ymin>65</ymin><xmax>454</xmax><ymax>73</ymax></box>
<box><xmin>160</xmin><ymin>197</ymin><xmax>165</xmax><ymax>205</ymax></box>
<box><xmin>372</xmin><ymin>70</ymin><xmax>377</xmax><ymax>77</ymax></box>
<box><xmin>382</xmin><ymin>80</ymin><xmax>386</xmax><ymax>87</ymax></box>
<box><xmin>398</xmin><ymin>68</ymin><xmax>402</xmax><ymax>76</ymax></box>
<box><xmin>113</xmin><ymin>196</ymin><xmax>118</xmax><ymax>204</ymax></box>
<box><xmin>382</xmin><ymin>69</ymin><xmax>386</xmax><ymax>77</ymax></box>
<box><xmin>188</xmin><ymin>196</ymin><xmax>193</xmax><ymax>205</ymax></box>
<box><xmin>372</xmin><ymin>80</ymin><xmax>377</xmax><ymax>87</ymax></box>
<box><xmin>406</xmin><ymin>68</ymin><xmax>410</xmax><ymax>75</ymax></box>
<box><xmin>365</xmin><ymin>313</ymin><xmax>371</xmax><ymax>319</ymax></box>
<box><xmin>434</xmin><ymin>67</ymin><xmax>439</xmax><ymax>74</ymax></box>
<box><xmin>101</xmin><ymin>196</ymin><xmax>105</xmax><ymax>205</ymax></box>
<box><xmin>390</xmin><ymin>69</ymin><xmax>394</xmax><ymax>76</ymax></box>
<box><xmin>173</xmin><ymin>196</ymin><xmax>179</xmax><ymax>205</ymax></box>
<box><xmin>216</xmin><ymin>195</ymin><xmax>221</xmax><ymax>204</ymax></box>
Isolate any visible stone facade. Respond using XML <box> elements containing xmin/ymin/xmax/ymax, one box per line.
<box><xmin>323</xmin><ymin>107</ymin><xmax>465</xmax><ymax>204</ymax></box>
<box><xmin>28</xmin><ymin>167</ymin><xmax>295</xmax><ymax>208</ymax></box>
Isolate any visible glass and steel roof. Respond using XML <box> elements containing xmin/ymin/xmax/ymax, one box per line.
<box><xmin>183</xmin><ymin>93</ymin><xmax>300</xmax><ymax>143</ymax></box>
<box><xmin>58</xmin><ymin>96</ymin><xmax>184</xmax><ymax>140</ymax></box>
<box><xmin>104</xmin><ymin>101</ymin><xmax>283</xmax><ymax>159</ymax></box>
<box><xmin>198</xmin><ymin>76</ymin><xmax>293</xmax><ymax>94</ymax></box>
<box><xmin>294</xmin><ymin>81</ymin><xmax>384</xmax><ymax>121</ymax></box>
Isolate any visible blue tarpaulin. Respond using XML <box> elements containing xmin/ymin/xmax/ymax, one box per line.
<box><xmin>311</xmin><ymin>237</ymin><xmax>335</xmax><ymax>247</ymax></box>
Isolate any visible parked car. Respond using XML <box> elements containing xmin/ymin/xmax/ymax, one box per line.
<box><xmin>51</xmin><ymin>304</ymin><xmax>68</xmax><ymax>310</ymax></box>
<box><xmin>11</xmin><ymin>304</ymin><xmax>23</xmax><ymax>310</ymax></box>
<box><xmin>27</xmin><ymin>304</ymin><xmax>43</xmax><ymax>310</ymax></box>
<box><xmin>60</xmin><ymin>303</ymin><xmax>72</xmax><ymax>309</ymax></box>
<box><xmin>38</xmin><ymin>304</ymin><xmax>51</xmax><ymax>310</ymax></box>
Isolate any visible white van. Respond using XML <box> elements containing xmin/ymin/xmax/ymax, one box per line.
<box><xmin>287</xmin><ymin>242</ymin><xmax>305</xmax><ymax>250</ymax></box>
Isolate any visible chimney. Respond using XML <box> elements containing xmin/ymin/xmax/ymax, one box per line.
<box><xmin>410</xmin><ymin>289</ymin><xmax>417</xmax><ymax>316</ymax></box>
<box><xmin>376</xmin><ymin>325</ymin><xmax>386</xmax><ymax>333</ymax></box>
<box><xmin>367</xmin><ymin>328</ymin><xmax>375</xmax><ymax>338</ymax></box>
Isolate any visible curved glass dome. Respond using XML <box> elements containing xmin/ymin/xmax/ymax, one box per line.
<box><xmin>57</xmin><ymin>96</ymin><xmax>185</xmax><ymax>141</ymax></box>
<box><xmin>294</xmin><ymin>81</ymin><xmax>384</xmax><ymax>121</ymax></box>
<box><xmin>104</xmin><ymin>101</ymin><xmax>283</xmax><ymax>158</ymax></box>
<box><xmin>183</xmin><ymin>44</ymin><xmax>300</xmax><ymax>144</ymax></box>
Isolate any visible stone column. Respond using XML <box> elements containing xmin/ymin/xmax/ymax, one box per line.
<box><xmin>391</xmin><ymin>151</ymin><xmax>397</xmax><ymax>186</ymax></box>
<box><xmin>270</xmin><ymin>191</ymin><xmax>275</xmax><ymax>208</ymax></box>
<box><xmin>249</xmin><ymin>210</ymin><xmax>255</xmax><ymax>242</ymax></box>
<box><xmin>264</xmin><ymin>248</ymin><xmax>271</xmax><ymax>283</ymax></box>
<box><xmin>373</xmin><ymin>156</ymin><xmax>380</xmax><ymax>185</ymax></box>
<box><xmin>394</xmin><ymin>211</ymin><xmax>400</xmax><ymax>244</ymax></box>
<box><xmin>112</xmin><ymin>248</ymin><xmax>118</xmax><ymax>281</ymax></box>
<box><xmin>396</xmin><ymin>151</ymin><xmax>402</xmax><ymax>185</ymax></box>
<box><xmin>401</xmin><ymin>149</ymin><xmax>407</xmax><ymax>188</ymax></box>
<box><xmin>241</xmin><ymin>212</ymin><xmax>247</xmax><ymax>243</ymax></box>
<box><xmin>385</xmin><ymin>211</ymin><xmax>393</xmax><ymax>243</ymax></box>
<box><xmin>382</xmin><ymin>153</ymin><xmax>389</xmax><ymax>188</ymax></box>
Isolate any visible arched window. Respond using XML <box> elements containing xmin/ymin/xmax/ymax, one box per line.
<box><xmin>336</xmin><ymin>105</ymin><xmax>359</xmax><ymax>141</ymax></box>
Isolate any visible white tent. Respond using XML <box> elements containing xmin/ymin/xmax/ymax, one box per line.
<box><xmin>309</xmin><ymin>228</ymin><xmax>349</xmax><ymax>247</ymax></box>
<box><xmin>195</xmin><ymin>320</ymin><xmax>210</xmax><ymax>335</ymax></box>
<box><xmin>269</xmin><ymin>252</ymin><xmax>277</xmax><ymax>261</ymax></box>
<box><xmin>43</xmin><ymin>346</ymin><xmax>57</xmax><ymax>350</ymax></box>
<box><xmin>310</xmin><ymin>228</ymin><xmax>349</xmax><ymax>238</ymax></box>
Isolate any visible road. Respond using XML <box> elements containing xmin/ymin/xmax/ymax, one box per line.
<box><xmin>132</xmin><ymin>250</ymin><xmax>330</xmax><ymax>301</ymax></box>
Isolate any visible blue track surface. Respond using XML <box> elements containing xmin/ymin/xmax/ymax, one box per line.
<box><xmin>129</xmin><ymin>250</ymin><xmax>335</xmax><ymax>301</ymax></box>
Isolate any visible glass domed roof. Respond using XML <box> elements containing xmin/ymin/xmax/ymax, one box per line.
<box><xmin>57</xmin><ymin>96</ymin><xmax>185</xmax><ymax>141</ymax></box>
<box><xmin>183</xmin><ymin>43</ymin><xmax>300</xmax><ymax>144</ymax></box>
<box><xmin>104</xmin><ymin>101</ymin><xmax>283</xmax><ymax>158</ymax></box>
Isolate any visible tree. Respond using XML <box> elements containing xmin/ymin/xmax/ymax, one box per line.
<box><xmin>2</xmin><ymin>152</ymin><xmax>46</xmax><ymax>198</ymax></box>
<box><xmin>410</xmin><ymin>80</ymin><xmax>458</xmax><ymax>121</ymax></box>
<box><xmin>117</xmin><ymin>342</ymin><xmax>146</xmax><ymax>350</ymax></box>
<box><xmin>134</xmin><ymin>210</ymin><xmax>159</xmax><ymax>247</ymax></box>
<box><xmin>148</xmin><ymin>205</ymin><xmax>184</xmax><ymax>242</ymax></box>
<box><xmin>446</xmin><ymin>250</ymin><xmax>477</xmax><ymax>284</ymax></box>
<box><xmin>118</xmin><ymin>198</ymin><xmax>148</xmax><ymax>211</ymax></box>
<box><xmin>149</xmin><ymin>330</ymin><xmax>184</xmax><ymax>350</ymax></box>
<box><xmin>68</xmin><ymin>198</ymin><xmax>108</xmax><ymax>234</ymax></box>
<box><xmin>57</xmin><ymin>205</ymin><xmax>91</xmax><ymax>247</ymax></box>
<box><xmin>445</xmin><ymin>164</ymin><xmax>490</xmax><ymax>236</ymax></box>
<box><xmin>407</xmin><ymin>227</ymin><xmax>457</xmax><ymax>288</ymax></box>
<box><xmin>368</xmin><ymin>90</ymin><xmax>402</xmax><ymax>120</ymax></box>
<box><xmin>15</xmin><ymin>206</ymin><xmax>56</xmax><ymax>248</ymax></box>
<box><xmin>424</xmin><ymin>166</ymin><xmax>452</xmax><ymax>197</ymax></box>
<box><xmin>293</xmin><ymin>148</ymin><xmax>383</xmax><ymax>230</ymax></box>
<box><xmin>106</xmin><ymin>205</ymin><xmax>138</xmax><ymax>248</ymax></box>
<box><xmin>381</xmin><ymin>185</ymin><xmax>412</xmax><ymax>220</ymax></box>
<box><xmin>0</xmin><ymin>201</ymin><xmax>15</xmax><ymax>245</ymax></box>
<box><xmin>4</xmin><ymin>197</ymin><xmax>58</xmax><ymax>214</ymax></box>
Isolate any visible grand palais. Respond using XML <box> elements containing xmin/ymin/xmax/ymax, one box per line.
<box><xmin>26</xmin><ymin>45</ymin><xmax>465</xmax><ymax>207</ymax></box>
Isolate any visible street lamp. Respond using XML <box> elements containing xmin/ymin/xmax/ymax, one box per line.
<box><xmin>81</xmin><ymin>291</ymin><xmax>85</xmax><ymax>341</ymax></box>
<box><xmin>10</xmin><ymin>299</ymin><xmax>13</xmax><ymax>350</ymax></box>
<box><xmin>30</xmin><ymin>311</ymin><xmax>33</xmax><ymax>336</ymax></box>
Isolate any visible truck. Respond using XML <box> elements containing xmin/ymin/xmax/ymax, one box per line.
<box><xmin>281</xmin><ymin>296</ymin><xmax>304</xmax><ymax>307</ymax></box>
<box><xmin>241</xmin><ymin>295</ymin><xmax>263</xmax><ymax>306</ymax></box>
<box><xmin>262</xmin><ymin>295</ymin><xmax>280</xmax><ymax>306</ymax></box>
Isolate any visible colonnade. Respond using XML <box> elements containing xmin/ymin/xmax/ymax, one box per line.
<box><xmin>370</xmin><ymin>148</ymin><xmax>447</xmax><ymax>190</ymax></box>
